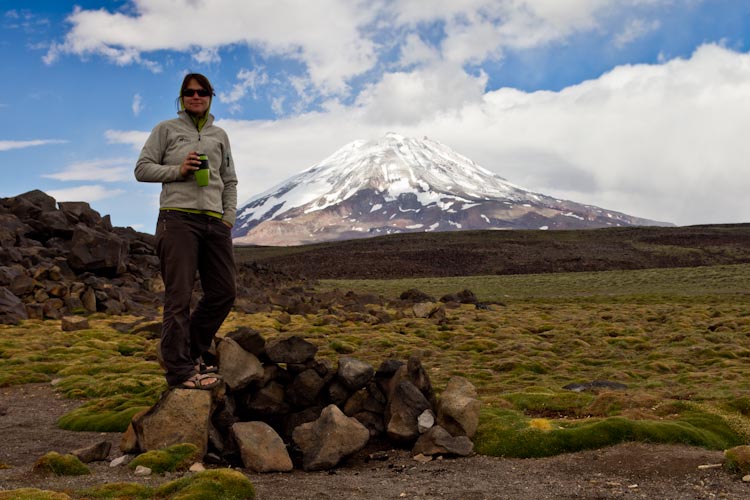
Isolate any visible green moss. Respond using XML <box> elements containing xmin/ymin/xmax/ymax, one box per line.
<box><xmin>474</xmin><ymin>408</ymin><xmax>743</xmax><ymax>458</ymax></box>
<box><xmin>76</xmin><ymin>482</ymin><xmax>153</xmax><ymax>499</ymax></box>
<box><xmin>129</xmin><ymin>443</ymin><xmax>201</xmax><ymax>474</ymax></box>
<box><xmin>32</xmin><ymin>452</ymin><xmax>90</xmax><ymax>476</ymax></box>
<box><xmin>329</xmin><ymin>340</ymin><xmax>356</xmax><ymax>354</ymax></box>
<box><xmin>154</xmin><ymin>468</ymin><xmax>256</xmax><ymax>500</ymax></box>
<box><xmin>0</xmin><ymin>489</ymin><xmax>71</xmax><ymax>500</ymax></box>
<box><xmin>57</xmin><ymin>403</ymin><xmax>150</xmax><ymax>432</ymax></box>
<box><xmin>724</xmin><ymin>445</ymin><xmax>750</xmax><ymax>475</ymax></box>
<box><xmin>503</xmin><ymin>390</ymin><xmax>593</xmax><ymax>414</ymax></box>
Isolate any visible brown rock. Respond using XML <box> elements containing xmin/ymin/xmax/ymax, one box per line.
<box><xmin>292</xmin><ymin>404</ymin><xmax>370</xmax><ymax>471</ymax></box>
<box><xmin>232</xmin><ymin>421</ymin><xmax>293</xmax><ymax>473</ymax></box>
<box><xmin>0</xmin><ymin>286</ymin><xmax>28</xmax><ymax>324</ymax></box>
<box><xmin>412</xmin><ymin>425</ymin><xmax>473</xmax><ymax>457</ymax></box>
<box><xmin>217</xmin><ymin>337</ymin><xmax>264</xmax><ymax>391</ymax></box>
<box><xmin>72</xmin><ymin>441</ymin><xmax>112</xmax><ymax>463</ymax></box>
<box><xmin>61</xmin><ymin>315</ymin><xmax>90</xmax><ymax>331</ymax></box>
<box><xmin>437</xmin><ymin>376</ymin><xmax>481</xmax><ymax>438</ymax></box>
<box><xmin>131</xmin><ymin>388</ymin><xmax>212</xmax><ymax>455</ymax></box>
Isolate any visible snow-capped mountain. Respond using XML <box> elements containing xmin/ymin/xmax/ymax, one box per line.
<box><xmin>233</xmin><ymin>133</ymin><xmax>668</xmax><ymax>246</ymax></box>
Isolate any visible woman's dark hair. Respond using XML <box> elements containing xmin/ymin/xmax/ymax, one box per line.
<box><xmin>176</xmin><ymin>72</ymin><xmax>214</xmax><ymax>110</ymax></box>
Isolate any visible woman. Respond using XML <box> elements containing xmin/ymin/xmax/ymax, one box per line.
<box><xmin>135</xmin><ymin>73</ymin><xmax>238</xmax><ymax>389</ymax></box>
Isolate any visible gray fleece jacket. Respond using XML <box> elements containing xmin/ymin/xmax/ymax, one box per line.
<box><xmin>134</xmin><ymin>110</ymin><xmax>238</xmax><ymax>226</ymax></box>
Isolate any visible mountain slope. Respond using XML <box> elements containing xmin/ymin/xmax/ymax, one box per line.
<box><xmin>233</xmin><ymin>133</ymin><xmax>668</xmax><ymax>246</ymax></box>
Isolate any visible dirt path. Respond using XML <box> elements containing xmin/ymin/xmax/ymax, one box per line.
<box><xmin>1</xmin><ymin>383</ymin><xmax>748</xmax><ymax>499</ymax></box>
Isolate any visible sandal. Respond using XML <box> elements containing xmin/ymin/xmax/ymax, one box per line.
<box><xmin>175</xmin><ymin>373</ymin><xmax>221</xmax><ymax>390</ymax></box>
<box><xmin>195</xmin><ymin>358</ymin><xmax>218</xmax><ymax>374</ymax></box>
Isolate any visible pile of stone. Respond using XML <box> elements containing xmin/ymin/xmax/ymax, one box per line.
<box><xmin>0</xmin><ymin>190</ymin><xmax>315</xmax><ymax>324</ymax></box>
<box><xmin>123</xmin><ymin>331</ymin><xmax>481</xmax><ymax>472</ymax></box>
<box><xmin>0</xmin><ymin>190</ymin><xmax>161</xmax><ymax>323</ymax></box>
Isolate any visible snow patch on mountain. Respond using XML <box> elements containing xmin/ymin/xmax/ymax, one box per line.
<box><xmin>233</xmin><ymin>132</ymin><xmax>670</xmax><ymax>246</ymax></box>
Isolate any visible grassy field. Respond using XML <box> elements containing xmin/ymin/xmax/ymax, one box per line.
<box><xmin>2</xmin><ymin>263</ymin><xmax>749</xmax><ymax>458</ymax></box>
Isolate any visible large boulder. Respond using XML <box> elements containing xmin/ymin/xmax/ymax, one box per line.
<box><xmin>0</xmin><ymin>286</ymin><xmax>28</xmax><ymax>324</ymax></box>
<box><xmin>437</xmin><ymin>376</ymin><xmax>481</xmax><ymax>438</ymax></box>
<box><xmin>337</xmin><ymin>357</ymin><xmax>374</xmax><ymax>391</ymax></box>
<box><xmin>266</xmin><ymin>335</ymin><xmax>318</xmax><ymax>364</ymax></box>
<box><xmin>68</xmin><ymin>224</ymin><xmax>129</xmax><ymax>276</ymax></box>
<box><xmin>292</xmin><ymin>404</ymin><xmax>370</xmax><ymax>471</ymax></box>
<box><xmin>58</xmin><ymin>201</ymin><xmax>103</xmax><ymax>227</ymax></box>
<box><xmin>0</xmin><ymin>214</ymin><xmax>31</xmax><ymax>248</ymax></box>
<box><xmin>232</xmin><ymin>421</ymin><xmax>293</xmax><ymax>473</ymax></box>
<box><xmin>385</xmin><ymin>380</ymin><xmax>432</xmax><ymax>444</ymax></box>
<box><xmin>131</xmin><ymin>388</ymin><xmax>213</xmax><ymax>455</ymax></box>
<box><xmin>217</xmin><ymin>337</ymin><xmax>264</xmax><ymax>391</ymax></box>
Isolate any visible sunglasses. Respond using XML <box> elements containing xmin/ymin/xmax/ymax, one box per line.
<box><xmin>182</xmin><ymin>89</ymin><xmax>212</xmax><ymax>97</ymax></box>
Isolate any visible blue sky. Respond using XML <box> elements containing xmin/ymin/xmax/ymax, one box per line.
<box><xmin>2</xmin><ymin>0</ymin><xmax>750</xmax><ymax>234</ymax></box>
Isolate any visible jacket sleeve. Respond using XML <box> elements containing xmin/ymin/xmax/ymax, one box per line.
<box><xmin>220</xmin><ymin>136</ymin><xmax>238</xmax><ymax>226</ymax></box>
<box><xmin>134</xmin><ymin>123</ymin><xmax>185</xmax><ymax>183</ymax></box>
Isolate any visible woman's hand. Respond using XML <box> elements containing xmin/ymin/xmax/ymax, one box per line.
<box><xmin>180</xmin><ymin>152</ymin><xmax>201</xmax><ymax>177</ymax></box>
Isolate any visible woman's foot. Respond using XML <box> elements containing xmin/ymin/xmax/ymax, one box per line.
<box><xmin>175</xmin><ymin>373</ymin><xmax>221</xmax><ymax>390</ymax></box>
<box><xmin>195</xmin><ymin>359</ymin><xmax>218</xmax><ymax>374</ymax></box>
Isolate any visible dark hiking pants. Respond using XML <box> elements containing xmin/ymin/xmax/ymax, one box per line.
<box><xmin>155</xmin><ymin>210</ymin><xmax>236</xmax><ymax>386</ymax></box>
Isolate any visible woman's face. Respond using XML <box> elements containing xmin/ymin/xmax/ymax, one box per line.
<box><xmin>182</xmin><ymin>78</ymin><xmax>211</xmax><ymax>115</ymax></box>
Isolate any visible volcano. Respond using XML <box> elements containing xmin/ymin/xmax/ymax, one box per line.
<box><xmin>233</xmin><ymin>133</ymin><xmax>669</xmax><ymax>246</ymax></box>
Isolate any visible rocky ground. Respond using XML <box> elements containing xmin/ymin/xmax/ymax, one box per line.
<box><xmin>1</xmin><ymin>383</ymin><xmax>749</xmax><ymax>499</ymax></box>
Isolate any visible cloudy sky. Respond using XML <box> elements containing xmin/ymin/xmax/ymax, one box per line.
<box><xmin>2</xmin><ymin>0</ymin><xmax>749</xmax><ymax>233</ymax></box>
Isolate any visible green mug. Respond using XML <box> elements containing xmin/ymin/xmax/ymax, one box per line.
<box><xmin>195</xmin><ymin>153</ymin><xmax>209</xmax><ymax>187</ymax></box>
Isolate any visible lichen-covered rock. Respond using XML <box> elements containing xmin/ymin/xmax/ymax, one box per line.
<box><xmin>131</xmin><ymin>389</ymin><xmax>212</xmax><ymax>455</ymax></box>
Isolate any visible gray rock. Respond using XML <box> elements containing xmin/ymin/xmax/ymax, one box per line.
<box><xmin>418</xmin><ymin>409</ymin><xmax>435</xmax><ymax>434</ymax></box>
<box><xmin>266</xmin><ymin>335</ymin><xmax>318</xmax><ymax>364</ymax></box>
<box><xmin>0</xmin><ymin>286</ymin><xmax>28</xmax><ymax>324</ymax></box>
<box><xmin>287</xmin><ymin>369</ymin><xmax>325</xmax><ymax>407</ymax></box>
<box><xmin>72</xmin><ymin>441</ymin><xmax>111</xmax><ymax>463</ymax></box>
<box><xmin>337</xmin><ymin>357</ymin><xmax>374</xmax><ymax>391</ymax></box>
<box><xmin>217</xmin><ymin>337</ymin><xmax>264</xmax><ymax>391</ymax></box>
<box><xmin>246</xmin><ymin>381</ymin><xmax>289</xmax><ymax>416</ymax></box>
<box><xmin>226</xmin><ymin>327</ymin><xmax>266</xmax><ymax>357</ymax></box>
<box><xmin>412</xmin><ymin>425</ymin><xmax>474</xmax><ymax>457</ymax></box>
<box><xmin>68</xmin><ymin>224</ymin><xmax>129</xmax><ymax>275</ymax></box>
<box><xmin>232</xmin><ymin>421</ymin><xmax>293</xmax><ymax>473</ymax></box>
<box><xmin>437</xmin><ymin>376</ymin><xmax>481</xmax><ymax>438</ymax></box>
<box><xmin>292</xmin><ymin>404</ymin><xmax>370</xmax><ymax>471</ymax></box>
<box><xmin>385</xmin><ymin>380</ymin><xmax>432</xmax><ymax>444</ymax></box>
<box><xmin>131</xmin><ymin>388</ymin><xmax>212</xmax><ymax>455</ymax></box>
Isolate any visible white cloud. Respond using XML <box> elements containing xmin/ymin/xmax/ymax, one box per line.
<box><xmin>214</xmin><ymin>43</ymin><xmax>750</xmax><ymax>226</ymax></box>
<box><xmin>132</xmin><ymin>93</ymin><xmax>143</xmax><ymax>116</ymax></box>
<box><xmin>354</xmin><ymin>62</ymin><xmax>487</xmax><ymax>123</ymax></box>
<box><xmin>614</xmin><ymin>18</ymin><xmax>661</xmax><ymax>47</ymax></box>
<box><xmin>0</xmin><ymin>139</ymin><xmax>67</xmax><ymax>151</ymax></box>
<box><xmin>105</xmin><ymin>129</ymin><xmax>149</xmax><ymax>149</ymax></box>
<box><xmin>42</xmin><ymin>158</ymin><xmax>133</xmax><ymax>182</ymax></box>
<box><xmin>218</xmin><ymin>68</ymin><xmax>270</xmax><ymax>112</ymax></box>
<box><xmin>46</xmin><ymin>185</ymin><xmax>125</xmax><ymax>203</ymax></box>
<box><xmin>45</xmin><ymin>1</ymin><xmax>377</xmax><ymax>92</ymax></box>
<box><xmin>45</xmin><ymin>0</ymin><xmax>675</xmax><ymax>96</ymax></box>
